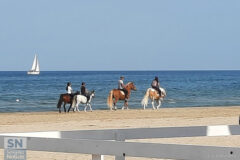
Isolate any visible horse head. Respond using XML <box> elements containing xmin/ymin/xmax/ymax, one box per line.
<box><xmin>90</xmin><ymin>90</ymin><xmax>95</xmax><ymax>97</ymax></box>
<box><xmin>126</xmin><ymin>82</ymin><xmax>137</xmax><ymax>91</ymax></box>
<box><xmin>160</xmin><ymin>87</ymin><xmax>166</xmax><ymax>97</ymax></box>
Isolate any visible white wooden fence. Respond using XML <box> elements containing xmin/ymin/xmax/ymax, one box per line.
<box><xmin>1</xmin><ymin>125</ymin><xmax>240</xmax><ymax>160</ymax></box>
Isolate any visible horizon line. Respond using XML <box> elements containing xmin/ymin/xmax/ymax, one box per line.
<box><xmin>1</xmin><ymin>69</ymin><xmax>240</xmax><ymax>72</ymax></box>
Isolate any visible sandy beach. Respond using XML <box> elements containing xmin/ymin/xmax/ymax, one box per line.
<box><xmin>0</xmin><ymin>106</ymin><xmax>240</xmax><ymax>160</ymax></box>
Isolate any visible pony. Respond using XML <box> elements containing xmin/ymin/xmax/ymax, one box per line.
<box><xmin>141</xmin><ymin>87</ymin><xmax>167</xmax><ymax>110</ymax></box>
<box><xmin>71</xmin><ymin>90</ymin><xmax>95</xmax><ymax>112</ymax></box>
<box><xmin>57</xmin><ymin>91</ymin><xmax>80</xmax><ymax>113</ymax></box>
<box><xmin>107</xmin><ymin>82</ymin><xmax>137</xmax><ymax>110</ymax></box>
<box><xmin>57</xmin><ymin>94</ymin><xmax>73</xmax><ymax>113</ymax></box>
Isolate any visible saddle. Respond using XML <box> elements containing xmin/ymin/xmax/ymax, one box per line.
<box><xmin>151</xmin><ymin>88</ymin><xmax>161</xmax><ymax>95</ymax></box>
<box><xmin>120</xmin><ymin>91</ymin><xmax>125</xmax><ymax>96</ymax></box>
<box><xmin>82</xmin><ymin>94</ymin><xmax>90</xmax><ymax>102</ymax></box>
<box><xmin>116</xmin><ymin>89</ymin><xmax>125</xmax><ymax>96</ymax></box>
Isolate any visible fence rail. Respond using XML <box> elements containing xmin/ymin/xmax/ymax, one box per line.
<box><xmin>1</xmin><ymin>125</ymin><xmax>240</xmax><ymax>160</ymax></box>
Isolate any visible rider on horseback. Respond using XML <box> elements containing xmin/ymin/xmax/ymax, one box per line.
<box><xmin>66</xmin><ymin>82</ymin><xmax>73</xmax><ymax>94</ymax></box>
<box><xmin>118</xmin><ymin>76</ymin><xmax>128</xmax><ymax>100</ymax></box>
<box><xmin>151</xmin><ymin>76</ymin><xmax>161</xmax><ymax>96</ymax></box>
<box><xmin>66</xmin><ymin>82</ymin><xmax>75</xmax><ymax>101</ymax></box>
<box><xmin>81</xmin><ymin>82</ymin><xmax>90</xmax><ymax>102</ymax></box>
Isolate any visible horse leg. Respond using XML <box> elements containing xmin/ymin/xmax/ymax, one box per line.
<box><xmin>84</xmin><ymin>104</ymin><xmax>88</xmax><ymax>112</ymax></box>
<box><xmin>73</xmin><ymin>101</ymin><xmax>78</xmax><ymax>112</ymax></box>
<box><xmin>77</xmin><ymin>102</ymin><xmax>81</xmax><ymax>112</ymax></box>
<box><xmin>152</xmin><ymin>99</ymin><xmax>156</xmax><ymax>110</ymax></box>
<box><xmin>143</xmin><ymin>100</ymin><xmax>147</xmax><ymax>110</ymax></box>
<box><xmin>73</xmin><ymin>103</ymin><xmax>76</xmax><ymax>112</ymax></box>
<box><xmin>67</xmin><ymin>104</ymin><xmax>72</xmax><ymax>112</ymax></box>
<box><xmin>63</xmin><ymin>103</ymin><xmax>67</xmax><ymax>113</ymax></box>
<box><xmin>122</xmin><ymin>100</ymin><xmax>128</xmax><ymax>110</ymax></box>
<box><xmin>89</xmin><ymin>104</ymin><xmax>93</xmax><ymax>112</ymax></box>
<box><xmin>59</xmin><ymin>104</ymin><xmax>61</xmax><ymax>113</ymax></box>
<box><xmin>126</xmin><ymin>100</ymin><xmax>129</xmax><ymax>110</ymax></box>
<box><xmin>156</xmin><ymin>99</ymin><xmax>161</xmax><ymax>109</ymax></box>
<box><xmin>143</xmin><ymin>101</ymin><xmax>147</xmax><ymax>110</ymax></box>
<box><xmin>122</xmin><ymin>101</ymin><xmax>124</xmax><ymax>110</ymax></box>
<box><xmin>113</xmin><ymin>98</ymin><xmax>118</xmax><ymax>110</ymax></box>
<box><xmin>73</xmin><ymin>107</ymin><xmax>76</xmax><ymax>112</ymax></box>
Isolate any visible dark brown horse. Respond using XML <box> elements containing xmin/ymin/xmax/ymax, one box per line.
<box><xmin>57</xmin><ymin>94</ymin><xmax>73</xmax><ymax>113</ymax></box>
<box><xmin>107</xmin><ymin>82</ymin><xmax>137</xmax><ymax>110</ymax></box>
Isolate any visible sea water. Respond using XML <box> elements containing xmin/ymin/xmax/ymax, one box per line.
<box><xmin>0</xmin><ymin>71</ymin><xmax>240</xmax><ymax>112</ymax></box>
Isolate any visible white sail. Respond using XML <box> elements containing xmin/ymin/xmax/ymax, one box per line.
<box><xmin>28</xmin><ymin>54</ymin><xmax>40</xmax><ymax>75</ymax></box>
<box><xmin>31</xmin><ymin>55</ymin><xmax>37</xmax><ymax>71</ymax></box>
<box><xmin>35</xmin><ymin>56</ymin><xmax>40</xmax><ymax>72</ymax></box>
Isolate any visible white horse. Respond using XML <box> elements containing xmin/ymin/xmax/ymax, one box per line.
<box><xmin>71</xmin><ymin>91</ymin><xmax>95</xmax><ymax>112</ymax></box>
<box><xmin>141</xmin><ymin>87</ymin><xmax>166</xmax><ymax>110</ymax></box>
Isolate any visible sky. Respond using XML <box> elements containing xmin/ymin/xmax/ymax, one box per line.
<box><xmin>0</xmin><ymin>0</ymin><xmax>240</xmax><ymax>71</ymax></box>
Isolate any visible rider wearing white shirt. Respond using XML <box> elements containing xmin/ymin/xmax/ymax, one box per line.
<box><xmin>118</xmin><ymin>76</ymin><xmax>128</xmax><ymax>100</ymax></box>
<box><xmin>66</xmin><ymin>82</ymin><xmax>73</xmax><ymax>94</ymax></box>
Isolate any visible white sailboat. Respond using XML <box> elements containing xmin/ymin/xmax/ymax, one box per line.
<box><xmin>27</xmin><ymin>54</ymin><xmax>40</xmax><ymax>75</ymax></box>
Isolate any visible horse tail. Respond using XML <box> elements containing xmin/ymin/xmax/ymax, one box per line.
<box><xmin>71</xmin><ymin>95</ymin><xmax>77</xmax><ymax>108</ymax></box>
<box><xmin>57</xmin><ymin>94</ymin><xmax>63</xmax><ymax>108</ymax></box>
<box><xmin>141</xmin><ymin>88</ymin><xmax>150</xmax><ymax>107</ymax></box>
<box><xmin>107</xmin><ymin>90</ymin><xmax>113</xmax><ymax>110</ymax></box>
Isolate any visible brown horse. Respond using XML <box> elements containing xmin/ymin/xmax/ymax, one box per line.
<box><xmin>107</xmin><ymin>82</ymin><xmax>137</xmax><ymax>110</ymax></box>
<box><xmin>141</xmin><ymin>87</ymin><xmax>166</xmax><ymax>110</ymax></box>
<box><xmin>57</xmin><ymin>94</ymin><xmax>73</xmax><ymax>113</ymax></box>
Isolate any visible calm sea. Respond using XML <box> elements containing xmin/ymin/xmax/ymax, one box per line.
<box><xmin>0</xmin><ymin>71</ymin><xmax>240</xmax><ymax>112</ymax></box>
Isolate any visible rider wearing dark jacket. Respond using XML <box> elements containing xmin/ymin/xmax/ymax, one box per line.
<box><xmin>151</xmin><ymin>76</ymin><xmax>161</xmax><ymax>96</ymax></box>
<box><xmin>81</xmin><ymin>82</ymin><xmax>90</xmax><ymax>101</ymax></box>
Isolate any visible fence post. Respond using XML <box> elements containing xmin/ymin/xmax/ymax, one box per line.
<box><xmin>92</xmin><ymin>154</ymin><xmax>104</xmax><ymax>160</ymax></box>
<box><xmin>115</xmin><ymin>131</ymin><xmax>125</xmax><ymax>160</ymax></box>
